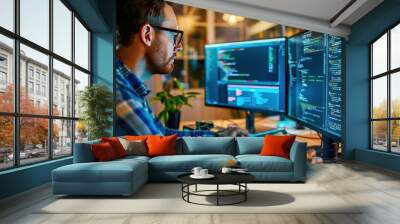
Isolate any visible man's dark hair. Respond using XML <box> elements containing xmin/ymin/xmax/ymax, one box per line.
<box><xmin>117</xmin><ymin>0</ymin><xmax>166</xmax><ymax>46</ymax></box>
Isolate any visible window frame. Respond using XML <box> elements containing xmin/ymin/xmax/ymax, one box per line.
<box><xmin>0</xmin><ymin>0</ymin><xmax>92</xmax><ymax>171</ymax></box>
<box><xmin>370</xmin><ymin>20</ymin><xmax>400</xmax><ymax>154</ymax></box>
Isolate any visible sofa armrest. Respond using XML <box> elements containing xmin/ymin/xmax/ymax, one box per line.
<box><xmin>289</xmin><ymin>141</ymin><xmax>307</xmax><ymax>181</ymax></box>
<box><xmin>73</xmin><ymin>140</ymin><xmax>100</xmax><ymax>163</ymax></box>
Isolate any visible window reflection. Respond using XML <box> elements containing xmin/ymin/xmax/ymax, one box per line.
<box><xmin>391</xmin><ymin>120</ymin><xmax>400</xmax><ymax>153</ymax></box>
<box><xmin>74</xmin><ymin>69</ymin><xmax>89</xmax><ymax>118</ymax></box>
<box><xmin>391</xmin><ymin>24</ymin><xmax>400</xmax><ymax>70</ymax></box>
<box><xmin>372</xmin><ymin>121</ymin><xmax>388</xmax><ymax>151</ymax></box>
<box><xmin>372</xmin><ymin>34</ymin><xmax>387</xmax><ymax>76</ymax></box>
<box><xmin>0</xmin><ymin>116</ymin><xmax>13</xmax><ymax>169</ymax></box>
<box><xmin>53</xmin><ymin>119</ymin><xmax>72</xmax><ymax>158</ymax></box>
<box><xmin>53</xmin><ymin>59</ymin><xmax>72</xmax><ymax>117</ymax></box>
<box><xmin>0</xmin><ymin>34</ymin><xmax>14</xmax><ymax>113</ymax></box>
<box><xmin>74</xmin><ymin>18</ymin><xmax>89</xmax><ymax>70</ymax></box>
<box><xmin>20</xmin><ymin>0</ymin><xmax>49</xmax><ymax>49</ymax></box>
<box><xmin>20</xmin><ymin>44</ymin><xmax>49</xmax><ymax>115</ymax></box>
<box><xmin>391</xmin><ymin>72</ymin><xmax>400</xmax><ymax>117</ymax></box>
<box><xmin>0</xmin><ymin>0</ymin><xmax>14</xmax><ymax>31</ymax></box>
<box><xmin>53</xmin><ymin>0</ymin><xmax>72</xmax><ymax>60</ymax></box>
<box><xmin>372</xmin><ymin>76</ymin><xmax>387</xmax><ymax>119</ymax></box>
<box><xmin>20</xmin><ymin>117</ymin><xmax>49</xmax><ymax>165</ymax></box>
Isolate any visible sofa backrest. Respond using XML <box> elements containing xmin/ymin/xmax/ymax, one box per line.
<box><xmin>235</xmin><ymin>137</ymin><xmax>264</xmax><ymax>155</ymax></box>
<box><xmin>177</xmin><ymin>137</ymin><xmax>236</xmax><ymax>155</ymax></box>
<box><xmin>73</xmin><ymin>139</ymin><xmax>101</xmax><ymax>163</ymax></box>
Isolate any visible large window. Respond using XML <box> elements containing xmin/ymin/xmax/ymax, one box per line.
<box><xmin>0</xmin><ymin>0</ymin><xmax>91</xmax><ymax>171</ymax></box>
<box><xmin>371</xmin><ymin>22</ymin><xmax>400</xmax><ymax>153</ymax></box>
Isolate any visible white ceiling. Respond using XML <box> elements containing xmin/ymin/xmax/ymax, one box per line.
<box><xmin>168</xmin><ymin>0</ymin><xmax>384</xmax><ymax>38</ymax></box>
<box><xmin>225</xmin><ymin>0</ymin><xmax>352</xmax><ymax>22</ymax></box>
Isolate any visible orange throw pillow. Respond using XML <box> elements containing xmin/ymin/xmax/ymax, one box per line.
<box><xmin>260</xmin><ymin>135</ymin><xmax>296</xmax><ymax>159</ymax></box>
<box><xmin>91</xmin><ymin>142</ymin><xmax>117</xmax><ymax>162</ymax></box>
<box><xmin>146</xmin><ymin>135</ymin><xmax>178</xmax><ymax>157</ymax></box>
<box><xmin>124</xmin><ymin>135</ymin><xmax>148</xmax><ymax>141</ymax></box>
<box><xmin>101</xmin><ymin>137</ymin><xmax>127</xmax><ymax>158</ymax></box>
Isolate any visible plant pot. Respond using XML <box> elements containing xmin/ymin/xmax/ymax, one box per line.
<box><xmin>166</xmin><ymin>111</ymin><xmax>181</xmax><ymax>130</ymax></box>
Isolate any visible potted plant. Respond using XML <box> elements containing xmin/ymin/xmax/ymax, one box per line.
<box><xmin>79</xmin><ymin>84</ymin><xmax>113</xmax><ymax>140</ymax></box>
<box><xmin>152</xmin><ymin>78</ymin><xmax>199</xmax><ymax>129</ymax></box>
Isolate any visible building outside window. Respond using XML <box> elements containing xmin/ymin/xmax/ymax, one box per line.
<box><xmin>0</xmin><ymin>54</ymin><xmax>7</xmax><ymax>90</ymax></box>
<box><xmin>371</xmin><ymin>23</ymin><xmax>400</xmax><ymax>154</ymax></box>
<box><xmin>0</xmin><ymin>54</ymin><xmax>7</xmax><ymax>67</ymax></box>
<box><xmin>0</xmin><ymin>0</ymin><xmax>92</xmax><ymax>170</ymax></box>
<box><xmin>28</xmin><ymin>66</ymin><xmax>34</xmax><ymax>80</ymax></box>
<box><xmin>41</xmin><ymin>85</ymin><xmax>46</xmax><ymax>97</ymax></box>
<box><xmin>35</xmin><ymin>83</ymin><xmax>40</xmax><ymax>95</ymax></box>
<box><xmin>35</xmin><ymin>70</ymin><xmax>40</xmax><ymax>81</ymax></box>
<box><xmin>28</xmin><ymin>81</ymin><xmax>34</xmax><ymax>94</ymax></box>
<box><xmin>0</xmin><ymin>71</ymin><xmax>6</xmax><ymax>84</ymax></box>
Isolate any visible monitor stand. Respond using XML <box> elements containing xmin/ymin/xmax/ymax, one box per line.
<box><xmin>321</xmin><ymin>135</ymin><xmax>337</xmax><ymax>160</ymax></box>
<box><xmin>245</xmin><ymin>111</ymin><xmax>287</xmax><ymax>137</ymax></box>
<box><xmin>245</xmin><ymin>111</ymin><xmax>255</xmax><ymax>134</ymax></box>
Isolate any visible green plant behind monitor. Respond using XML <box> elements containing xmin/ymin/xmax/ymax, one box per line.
<box><xmin>152</xmin><ymin>78</ymin><xmax>199</xmax><ymax>124</ymax></box>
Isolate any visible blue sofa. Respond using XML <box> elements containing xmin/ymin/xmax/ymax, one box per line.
<box><xmin>52</xmin><ymin>137</ymin><xmax>307</xmax><ymax>196</ymax></box>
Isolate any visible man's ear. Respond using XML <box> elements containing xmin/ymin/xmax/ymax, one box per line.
<box><xmin>139</xmin><ymin>24</ymin><xmax>154</xmax><ymax>47</ymax></box>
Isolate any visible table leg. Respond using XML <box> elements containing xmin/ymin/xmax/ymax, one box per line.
<box><xmin>245</xmin><ymin>183</ymin><xmax>247</xmax><ymax>201</ymax></box>
<box><xmin>217</xmin><ymin>184</ymin><xmax>219</xmax><ymax>206</ymax></box>
<box><xmin>187</xmin><ymin>184</ymin><xmax>190</xmax><ymax>202</ymax></box>
<box><xmin>195</xmin><ymin>184</ymin><xmax>198</xmax><ymax>192</ymax></box>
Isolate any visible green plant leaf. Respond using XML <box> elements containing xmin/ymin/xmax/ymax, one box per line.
<box><xmin>79</xmin><ymin>84</ymin><xmax>113</xmax><ymax>140</ymax></box>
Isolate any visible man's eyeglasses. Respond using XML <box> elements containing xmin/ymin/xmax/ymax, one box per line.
<box><xmin>151</xmin><ymin>25</ymin><xmax>184</xmax><ymax>46</ymax></box>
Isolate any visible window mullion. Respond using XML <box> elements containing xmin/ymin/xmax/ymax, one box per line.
<box><xmin>388</xmin><ymin>30</ymin><xmax>391</xmax><ymax>153</ymax></box>
<box><xmin>49</xmin><ymin>0</ymin><xmax>54</xmax><ymax>160</ymax></box>
<box><xmin>13</xmin><ymin>0</ymin><xmax>21</xmax><ymax>167</ymax></box>
<box><xmin>71</xmin><ymin>11</ymin><xmax>76</xmax><ymax>155</ymax></box>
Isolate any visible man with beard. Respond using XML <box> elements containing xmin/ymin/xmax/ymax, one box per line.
<box><xmin>116</xmin><ymin>0</ymin><xmax>214</xmax><ymax>136</ymax></box>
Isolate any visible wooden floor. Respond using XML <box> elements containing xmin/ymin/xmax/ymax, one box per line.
<box><xmin>1</xmin><ymin>162</ymin><xmax>400</xmax><ymax>224</ymax></box>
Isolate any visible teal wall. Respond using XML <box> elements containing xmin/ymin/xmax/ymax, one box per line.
<box><xmin>345</xmin><ymin>0</ymin><xmax>400</xmax><ymax>171</ymax></box>
<box><xmin>92</xmin><ymin>0</ymin><xmax>116</xmax><ymax>136</ymax></box>
<box><xmin>0</xmin><ymin>158</ymin><xmax>72</xmax><ymax>199</ymax></box>
<box><xmin>0</xmin><ymin>0</ymin><xmax>116</xmax><ymax>200</ymax></box>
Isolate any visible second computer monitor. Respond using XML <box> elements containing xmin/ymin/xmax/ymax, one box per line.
<box><xmin>205</xmin><ymin>38</ymin><xmax>287</xmax><ymax>113</ymax></box>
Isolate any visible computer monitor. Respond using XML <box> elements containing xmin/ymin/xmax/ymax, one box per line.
<box><xmin>287</xmin><ymin>31</ymin><xmax>343</xmax><ymax>138</ymax></box>
<box><xmin>204</xmin><ymin>38</ymin><xmax>286</xmax><ymax>113</ymax></box>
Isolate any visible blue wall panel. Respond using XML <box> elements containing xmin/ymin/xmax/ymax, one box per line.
<box><xmin>345</xmin><ymin>0</ymin><xmax>400</xmax><ymax>171</ymax></box>
<box><xmin>0</xmin><ymin>158</ymin><xmax>72</xmax><ymax>199</ymax></box>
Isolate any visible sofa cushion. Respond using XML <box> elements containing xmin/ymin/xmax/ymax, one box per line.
<box><xmin>147</xmin><ymin>135</ymin><xmax>178</xmax><ymax>157</ymax></box>
<box><xmin>91</xmin><ymin>142</ymin><xmax>118</xmax><ymax>161</ymax></box>
<box><xmin>101</xmin><ymin>137</ymin><xmax>127</xmax><ymax>158</ymax></box>
<box><xmin>149</xmin><ymin>154</ymin><xmax>235</xmax><ymax>172</ymax></box>
<box><xmin>118</xmin><ymin>138</ymin><xmax>147</xmax><ymax>156</ymax></box>
<box><xmin>178</xmin><ymin>137</ymin><xmax>235</xmax><ymax>155</ymax></box>
<box><xmin>53</xmin><ymin>158</ymin><xmax>147</xmax><ymax>183</ymax></box>
<box><xmin>260</xmin><ymin>135</ymin><xmax>296</xmax><ymax>159</ymax></box>
<box><xmin>124</xmin><ymin>135</ymin><xmax>148</xmax><ymax>141</ymax></box>
<box><xmin>236</xmin><ymin>137</ymin><xmax>264</xmax><ymax>155</ymax></box>
<box><xmin>236</xmin><ymin>155</ymin><xmax>293</xmax><ymax>172</ymax></box>
<box><xmin>73</xmin><ymin>139</ymin><xmax>100</xmax><ymax>163</ymax></box>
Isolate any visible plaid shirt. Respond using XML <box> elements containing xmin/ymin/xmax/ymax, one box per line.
<box><xmin>115</xmin><ymin>59</ymin><xmax>215</xmax><ymax>137</ymax></box>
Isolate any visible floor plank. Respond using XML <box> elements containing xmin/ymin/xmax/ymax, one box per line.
<box><xmin>1</xmin><ymin>162</ymin><xmax>400</xmax><ymax>224</ymax></box>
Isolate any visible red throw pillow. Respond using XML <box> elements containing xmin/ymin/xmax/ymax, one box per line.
<box><xmin>101</xmin><ymin>137</ymin><xmax>126</xmax><ymax>158</ymax></box>
<box><xmin>124</xmin><ymin>135</ymin><xmax>148</xmax><ymax>141</ymax></box>
<box><xmin>260</xmin><ymin>135</ymin><xmax>296</xmax><ymax>159</ymax></box>
<box><xmin>91</xmin><ymin>142</ymin><xmax>117</xmax><ymax>162</ymax></box>
<box><xmin>146</xmin><ymin>135</ymin><xmax>178</xmax><ymax>157</ymax></box>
